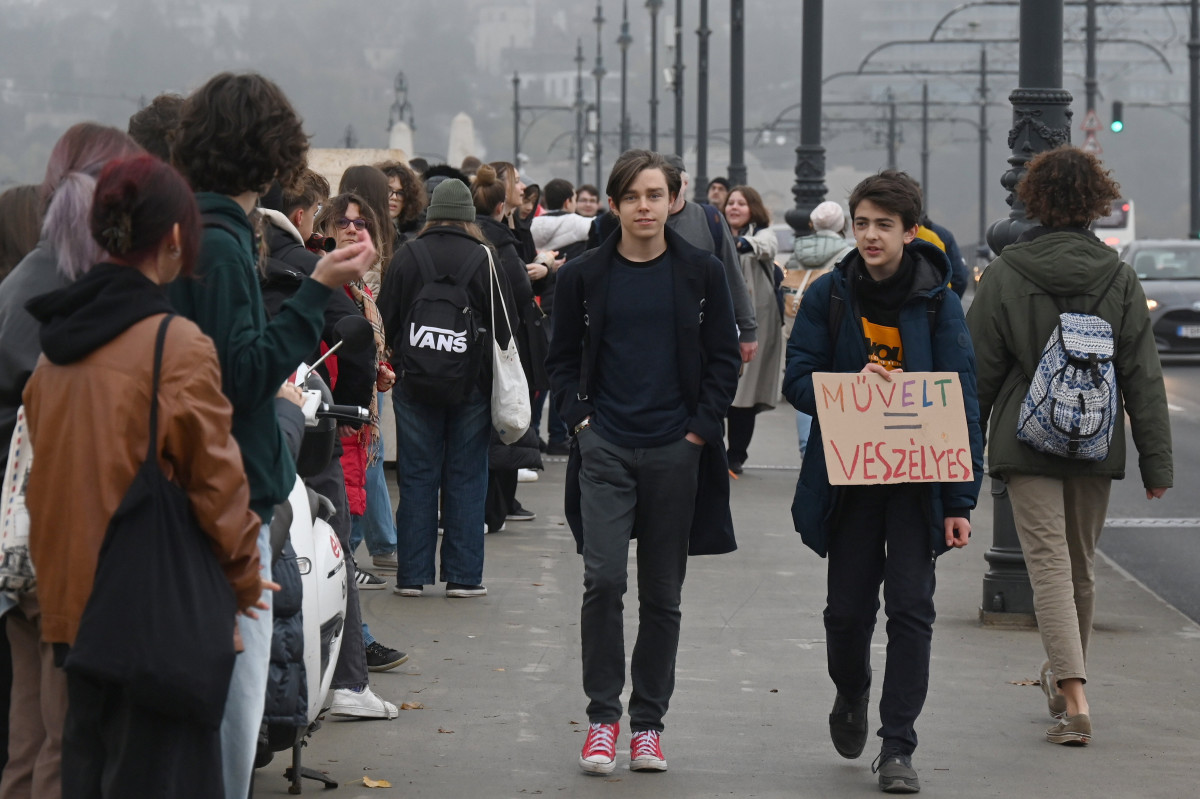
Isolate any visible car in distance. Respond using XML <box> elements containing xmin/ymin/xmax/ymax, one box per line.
<box><xmin>1121</xmin><ymin>239</ymin><xmax>1200</xmax><ymax>353</ymax></box>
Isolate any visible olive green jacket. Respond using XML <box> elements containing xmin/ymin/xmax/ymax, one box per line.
<box><xmin>966</xmin><ymin>230</ymin><xmax>1173</xmax><ymax>488</ymax></box>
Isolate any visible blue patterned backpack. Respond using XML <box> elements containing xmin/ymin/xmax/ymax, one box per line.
<box><xmin>1016</xmin><ymin>265</ymin><xmax>1123</xmax><ymax>460</ymax></box>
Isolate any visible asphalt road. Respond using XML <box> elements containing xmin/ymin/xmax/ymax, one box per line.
<box><xmin>1099</xmin><ymin>357</ymin><xmax>1200</xmax><ymax>622</ymax></box>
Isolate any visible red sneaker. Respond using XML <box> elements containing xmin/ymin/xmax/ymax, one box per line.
<box><xmin>630</xmin><ymin>729</ymin><xmax>668</xmax><ymax>772</ymax></box>
<box><xmin>579</xmin><ymin>722</ymin><xmax>619</xmax><ymax>774</ymax></box>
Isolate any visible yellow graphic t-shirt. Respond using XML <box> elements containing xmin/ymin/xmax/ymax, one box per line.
<box><xmin>861</xmin><ymin>318</ymin><xmax>903</xmax><ymax>371</ymax></box>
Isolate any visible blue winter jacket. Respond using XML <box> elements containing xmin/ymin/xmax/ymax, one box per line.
<box><xmin>782</xmin><ymin>240</ymin><xmax>984</xmax><ymax>558</ymax></box>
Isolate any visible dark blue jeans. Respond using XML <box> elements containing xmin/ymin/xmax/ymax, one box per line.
<box><xmin>825</xmin><ymin>483</ymin><xmax>936</xmax><ymax>757</ymax></box>
<box><xmin>392</xmin><ymin>387</ymin><xmax>490</xmax><ymax>587</ymax></box>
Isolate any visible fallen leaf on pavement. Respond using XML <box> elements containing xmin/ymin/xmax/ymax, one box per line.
<box><xmin>1010</xmin><ymin>679</ymin><xmax>1039</xmax><ymax>686</ymax></box>
<box><xmin>400</xmin><ymin>701</ymin><xmax>424</xmax><ymax>710</ymax></box>
<box><xmin>438</xmin><ymin>727</ymin><xmax>455</xmax><ymax>734</ymax></box>
<box><xmin>532</xmin><ymin>583</ymin><xmax>544</xmax><ymax>586</ymax></box>
<box><xmin>361</xmin><ymin>777</ymin><xmax>392</xmax><ymax>788</ymax></box>
<box><xmin>494</xmin><ymin>668</ymin><xmax>506</xmax><ymax>671</ymax></box>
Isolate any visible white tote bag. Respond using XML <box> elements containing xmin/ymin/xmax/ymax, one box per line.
<box><xmin>486</xmin><ymin>247</ymin><xmax>531</xmax><ymax>445</ymax></box>
<box><xmin>1</xmin><ymin>406</ymin><xmax>36</xmax><ymax>597</ymax></box>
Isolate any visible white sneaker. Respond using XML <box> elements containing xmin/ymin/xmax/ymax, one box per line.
<box><xmin>517</xmin><ymin>468</ymin><xmax>538</xmax><ymax>483</ymax></box>
<box><xmin>329</xmin><ymin>686</ymin><xmax>398</xmax><ymax>719</ymax></box>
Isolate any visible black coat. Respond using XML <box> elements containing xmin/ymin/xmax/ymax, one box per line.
<box><xmin>260</xmin><ymin>221</ymin><xmax>375</xmax><ymax>409</ymax></box>
<box><xmin>546</xmin><ymin>227</ymin><xmax>742</xmax><ymax>556</ymax></box>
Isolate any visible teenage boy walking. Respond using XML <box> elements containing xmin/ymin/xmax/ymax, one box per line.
<box><xmin>547</xmin><ymin>150</ymin><xmax>741</xmax><ymax>776</ymax></box>
<box><xmin>783</xmin><ymin>170</ymin><xmax>983</xmax><ymax>794</ymax></box>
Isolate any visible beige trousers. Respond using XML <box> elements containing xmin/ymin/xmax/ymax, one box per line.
<box><xmin>0</xmin><ymin>594</ymin><xmax>66</xmax><ymax>799</ymax></box>
<box><xmin>1006</xmin><ymin>474</ymin><xmax>1112</xmax><ymax>684</ymax></box>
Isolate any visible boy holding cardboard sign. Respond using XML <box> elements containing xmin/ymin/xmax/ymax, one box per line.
<box><xmin>783</xmin><ymin>170</ymin><xmax>983</xmax><ymax>794</ymax></box>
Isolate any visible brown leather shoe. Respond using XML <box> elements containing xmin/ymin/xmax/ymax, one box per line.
<box><xmin>1046</xmin><ymin>713</ymin><xmax>1092</xmax><ymax>745</ymax></box>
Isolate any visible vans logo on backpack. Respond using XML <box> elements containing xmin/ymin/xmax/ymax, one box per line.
<box><xmin>408</xmin><ymin>324</ymin><xmax>468</xmax><ymax>353</ymax></box>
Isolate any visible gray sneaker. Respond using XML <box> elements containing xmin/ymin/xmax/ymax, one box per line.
<box><xmin>1046</xmin><ymin>713</ymin><xmax>1091</xmax><ymax>746</ymax></box>
<box><xmin>873</xmin><ymin>752</ymin><xmax>920</xmax><ymax>794</ymax></box>
<box><xmin>1040</xmin><ymin>660</ymin><xmax>1068</xmax><ymax>719</ymax></box>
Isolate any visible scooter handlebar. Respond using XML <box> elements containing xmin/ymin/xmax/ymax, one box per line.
<box><xmin>316</xmin><ymin>404</ymin><xmax>370</xmax><ymax>425</ymax></box>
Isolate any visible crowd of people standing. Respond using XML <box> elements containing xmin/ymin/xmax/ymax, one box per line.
<box><xmin>0</xmin><ymin>66</ymin><xmax>1174</xmax><ymax>799</ymax></box>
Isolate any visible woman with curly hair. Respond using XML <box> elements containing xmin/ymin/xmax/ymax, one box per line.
<box><xmin>167</xmin><ymin>71</ymin><xmax>377</xmax><ymax>799</ymax></box>
<box><xmin>966</xmin><ymin>147</ymin><xmax>1172</xmax><ymax>747</ymax></box>
<box><xmin>376</xmin><ymin>160</ymin><xmax>426</xmax><ymax>246</ymax></box>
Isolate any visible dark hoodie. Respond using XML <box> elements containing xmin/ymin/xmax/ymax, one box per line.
<box><xmin>27</xmin><ymin>263</ymin><xmax>174</xmax><ymax>363</ymax></box>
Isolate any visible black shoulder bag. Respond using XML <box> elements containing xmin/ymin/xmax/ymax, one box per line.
<box><xmin>64</xmin><ymin>314</ymin><xmax>238</xmax><ymax>729</ymax></box>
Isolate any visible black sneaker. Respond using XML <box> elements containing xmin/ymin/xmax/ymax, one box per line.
<box><xmin>873</xmin><ymin>751</ymin><xmax>920</xmax><ymax>794</ymax></box>
<box><xmin>506</xmin><ymin>502</ymin><xmax>536</xmax><ymax>521</ymax></box>
<box><xmin>546</xmin><ymin>441</ymin><xmax>570</xmax><ymax>456</ymax></box>
<box><xmin>829</xmin><ymin>691</ymin><xmax>869</xmax><ymax>759</ymax></box>
<box><xmin>355</xmin><ymin>570</ymin><xmax>387</xmax><ymax>590</ymax></box>
<box><xmin>445</xmin><ymin>582</ymin><xmax>488</xmax><ymax>597</ymax></box>
<box><xmin>729</xmin><ymin>460</ymin><xmax>744</xmax><ymax>475</ymax></box>
<box><xmin>365</xmin><ymin>641</ymin><xmax>409</xmax><ymax>672</ymax></box>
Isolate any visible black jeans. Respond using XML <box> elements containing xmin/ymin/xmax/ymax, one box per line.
<box><xmin>577</xmin><ymin>429</ymin><xmax>701</xmax><ymax>732</ymax></box>
<box><xmin>62</xmin><ymin>672</ymin><xmax>223</xmax><ymax>799</ymax></box>
<box><xmin>824</xmin><ymin>484</ymin><xmax>936</xmax><ymax>757</ymax></box>
<box><xmin>307</xmin><ymin>458</ymin><xmax>368</xmax><ymax>691</ymax></box>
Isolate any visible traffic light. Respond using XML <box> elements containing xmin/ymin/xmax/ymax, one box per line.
<box><xmin>1110</xmin><ymin>101</ymin><xmax>1124</xmax><ymax>133</ymax></box>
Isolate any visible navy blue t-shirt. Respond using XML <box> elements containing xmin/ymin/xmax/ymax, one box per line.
<box><xmin>591</xmin><ymin>249</ymin><xmax>690</xmax><ymax>448</ymax></box>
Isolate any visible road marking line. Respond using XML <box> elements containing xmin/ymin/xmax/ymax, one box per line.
<box><xmin>1105</xmin><ymin>518</ymin><xmax>1200</xmax><ymax>528</ymax></box>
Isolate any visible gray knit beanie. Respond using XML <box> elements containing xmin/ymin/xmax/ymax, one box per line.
<box><xmin>426</xmin><ymin>178</ymin><xmax>476</xmax><ymax>223</ymax></box>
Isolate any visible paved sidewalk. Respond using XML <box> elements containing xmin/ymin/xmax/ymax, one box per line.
<box><xmin>255</xmin><ymin>405</ymin><xmax>1200</xmax><ymax>798</ymax></box>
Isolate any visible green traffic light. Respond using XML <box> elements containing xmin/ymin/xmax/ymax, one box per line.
<box><xmin>1110</xmin><ymin>120</ymin><xmax>1124</xmax><ymax>133</ymax></box>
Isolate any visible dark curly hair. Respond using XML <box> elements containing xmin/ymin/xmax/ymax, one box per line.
<box><xmin>173</xmin><ymin>72</ymin><xmax>309</xmax><ymax>197</ymax></box>
<box><xmin>1018</xmin><ymin>147</ymin><xmax>1121</xmax><ymax>229</ymax></box>
<box><xmin>127</xmin><ymin>93</ymin><xmax>183</xmax><ymax>162</ymax></box>
<box><xmin>375</xmin><ymin>160</ymin><xmax>427</xmax><ymax>228</ymax></box>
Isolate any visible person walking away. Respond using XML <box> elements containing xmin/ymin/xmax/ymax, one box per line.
<box><xmin>167</xmin><ymin>72</ymin><xmax>375</xmax><ymax>799</ymax></box>
<box><xmin>966</xmin><ymin>147</ymin><xmax>1171</xmax><ymax>747</ymax></box>
<box><xmin>783</xmin><ymin>170</ymin><xmax>983</xmax><ymax>794</ymax></box>
<box><xmin>722</xmin><ymin>186</ymin><xmax>781</xmax><ymax>474</ymax></box>
<box><xmin>23</xmin><ymin>154</ymin><xmax>267</xmax><ymax>798</ymax></box>
<box><xmin>785</xmin><ymin>201</ymin><xmax>854</xmax><ymax>458</ymax></box>
<box><xmin>377</xmin><ymin>179</ymin><xmax>516</xmax><ymax>598</ymax></box>
<box><xmin>547</xmin><ymin>149</ymin><xmax>741</xmax><ymax>776</ymax></box>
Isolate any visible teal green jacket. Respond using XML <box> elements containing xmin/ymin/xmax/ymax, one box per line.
<box><xmin>966</xmin><ymin>229</ymin><xmax>1173</xmax><ymax>488</ymax></box>
<box><xmin>168</xmin><ymin>193</ymin><xmax>332</xmax><ymax>522</ymax></box>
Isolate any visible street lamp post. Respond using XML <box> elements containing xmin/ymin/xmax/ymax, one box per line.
<box><xmin>978</xmin><ymin>47</ymin><xmax>989</xmax><ymax>254</ymax></box>
<box><xmin>921</xmin><ymin>82</ymin><xmax>930</xmax><ymax>199</ymax></box>
<box><xmin>1191</xmin><ymin>0</ymin><xmax>1199</xmax><ymax>236</ymax></box>
<box><xmin>618</xmin><ymin>0</ymin><xmax>632</xmax><ymax>153</ymax></box>
<box><xmin>982</xmin><ymin>0</ymin><xmax>1073</xmax><ymax>626</ymax></box>
<box><xmin>886</xmin><ymin>88</ymin><xmax>898</xmax><ymax>169</ymax></box>
<box><xmin>647</xmin><ymin>0</ymin><xmax>663</xmax><ymax>151</ymax></box>
<box><xmin>593</xmin><ymin>3</ymin><xmax>607</xmax><ymax>190</ymax></box>
<box><xmin>784</xmin><ymin>0</ymin><xmax>827</xmax><ymax>237</ymax></box>
<box><xmin>728</xmin><ymin>0</ymin><xmax>748</xmax><ymax>187</ymax></box>
<box><xmin>694</xmin><ymin>0</ymin><xmax>711</xmax><ymax>202</ymax></box>
<box><xmin>673</xmin><ymin>0</ymin><xmax>685</xmax><ymax>157</ymax></box>
<box><xmin>575</xmin><ymin>39</ymin><xmax>587</xmax><ymax>187</ymax></box>
<box><xmin>512</xmin><ymin>72</ymin><xmax>521</xmax><ymax>166</ymax></box>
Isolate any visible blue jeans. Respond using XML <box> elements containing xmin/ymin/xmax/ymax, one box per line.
<box><xmin>220</xmin><ymin>522</ymin><xmax>272</xmax><ymax>799</ymax></box>
<box><xmin>796</xmin><ymin>411</ymin><xmax>813</xmax><ymax>458</ymax></box>
<box><xmin>349</xmin><ymin>417</ymin><xmax>398</xmax><ymax>558</ymax></box>
<box><xmin>392</xmin><ymin>387</ymin><xmax>490</xmax><ymax>586</ymax></box>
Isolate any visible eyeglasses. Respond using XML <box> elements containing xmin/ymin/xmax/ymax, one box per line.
<box><xmin>334</xmin><ymin>217</ymin><xmax>368</xmax><ymax>231</ymax></box>
<box><xmin>388</xmin><ymin>189</ymin><xmax>403</xmax><ymax>199</ymax></box>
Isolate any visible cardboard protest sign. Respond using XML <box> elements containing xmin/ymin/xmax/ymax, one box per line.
<box><xmin>812</xmin><ymin>372</ymin><xmax>972</xmax><ymax>485</ymax></box>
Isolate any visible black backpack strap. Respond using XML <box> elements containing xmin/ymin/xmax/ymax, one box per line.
<box><xmin>147</xmin><ymin>314</ymin><xmax>175</xmax><ymax>462</ymax></box>
<box><xmin>408</xmin><ymin>238</ymin><xmax>439</xmax><ymax>284</ymax></box>
<box><xmin>456</xmin><ymin>245</ymin><xmax>490</xmax><ymax>287</ymax></box>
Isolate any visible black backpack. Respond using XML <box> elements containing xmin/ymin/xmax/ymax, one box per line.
<box><xmin>397</xmin><ymin>239</ymin><xmax>489</xmax><ymax>405</ymax></box>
